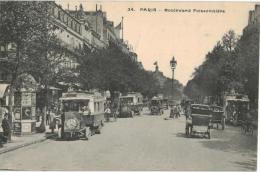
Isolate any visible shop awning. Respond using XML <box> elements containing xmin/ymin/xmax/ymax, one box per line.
<box><xmin>48</xmin><ymin>86</ymin><xmax>62</xmax><ymax>90</ymax></box>
<box><xmin>0</xmin><ymin>84</ymin><xmax>9</xmax><ymax>98</ymax></box>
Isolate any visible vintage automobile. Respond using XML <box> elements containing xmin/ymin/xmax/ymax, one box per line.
<box><xmin>118</xmin><ymin>92</ymin><xmax>143</xmax><ymax>118</ymax></box>
<box><xmin>185</xmin><ymin>104</ymin><xmax>212</xmax><ymax>139</ymax></box>
<box><xmin>59</xmin><ymin>91</ymin><xmax>106</xmax><ymax>139</ymax></box>
<box><xmin>210</xmin><ymin>105</ymin><xmax>225</xmax><ymax>130</ymax></box>
<box><xmin>150</xmin><ymin>97</ymin><xmax>164</xmax><ymax>115</ymax></box>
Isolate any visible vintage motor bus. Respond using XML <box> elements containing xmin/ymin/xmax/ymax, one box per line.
<box><xmin>118</xmin><ymin>92</ymin><xmax>143</xmax><ymax>117</ymax></box>
<box><xmin>223</xmin><ymin>93</ymin><xmax>250</xmax><ymax>125</ymax></box>
<box><xmin>150</xmin><ymin>96</ymin><xmax>164</xmax><ymax>115</ymax></box>
<box><xmin>59</xmin><ymin>91</ymin><xmax>106</xmax><ymax>139</ymax></box>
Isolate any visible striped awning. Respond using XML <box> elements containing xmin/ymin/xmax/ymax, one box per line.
<box><xmin>0</xmin><ymin>84</ymin><xmax>9</xmax><ymax>98</ymax></box>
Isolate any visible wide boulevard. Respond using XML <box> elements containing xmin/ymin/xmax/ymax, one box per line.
<box><xmin>0</xmin><ymin>108</ymin><xmax>257</xmax><ymax>171</ymax></box>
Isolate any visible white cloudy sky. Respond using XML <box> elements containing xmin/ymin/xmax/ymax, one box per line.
<box><xmin>56</xmin><ymin>0</ymin><xmax>256</xmax><ymax>85</ymax></box>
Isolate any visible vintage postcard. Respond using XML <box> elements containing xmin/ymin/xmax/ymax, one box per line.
<box><xmin>0</xmin><ymin>0</ymin><xmax>258</xmax><ymax>171</ymax></box>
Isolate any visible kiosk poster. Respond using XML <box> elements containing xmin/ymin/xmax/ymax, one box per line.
<box><xmin>14</xmin><ymin>107</ymin><xmax>21</xmax><ymax>120</ymax></box>
<box><xmin>13</xmin><ymin>121</ymin><xmax>21</xmax><ymax>134</ymax></box>
<box><xmin>21</xmin><ymin>92</ymin><xmax>32</xmax><ymax>106</ymax></box>
<box><xmin>21</xmin><ymin>107</ymin><xmax>32</xmax><ymax>120</ymax></box>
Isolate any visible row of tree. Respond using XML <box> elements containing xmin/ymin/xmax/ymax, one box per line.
<box><xmin>184</xmin><ymin>27</ymin><xmax>259</xmax><ymax>108</ymax></box>
<box><xmin>78</xmin><ymin>42</ymin><xmax>168</xmax><ymax>99</ymax></box>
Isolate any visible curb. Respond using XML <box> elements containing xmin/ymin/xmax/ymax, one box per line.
<box><xmin>0</xmin><ymin>134</ymin><xmax>56</xmax><ymax>155</ymax></box>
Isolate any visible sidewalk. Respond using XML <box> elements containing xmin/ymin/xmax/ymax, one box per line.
<box><xmin>0</xmin><ymin>126</ymin><xmax>56</xmax><ymax>155</ymax></box>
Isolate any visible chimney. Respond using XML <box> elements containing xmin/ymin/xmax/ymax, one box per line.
<box><xmin>67</xmin><ymin>3</ymin><xmax>69</xmax><ymax>10</ymax></box>
<box><xmin>96</xmin><ymin>4</ymin><xmax>98</xmax><ymax>12</ymax></box>
<box><xmin>75</xmin><ymin>5</ymin><xmax>77</xmax><ymax>11</ymax></box>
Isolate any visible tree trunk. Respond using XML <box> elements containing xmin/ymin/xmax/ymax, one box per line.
<box><xmin>7</xmin><ymin>86</ymin><xmax>14</xmax><ymax>141</ymax></box>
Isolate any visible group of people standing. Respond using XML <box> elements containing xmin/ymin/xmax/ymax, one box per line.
<box><xmin>45</xmin><ymin>107</ymin><xmax>61</xmax><ymax>133</ymax></box>
<box><xmin>170</xmin><ymin>104</ymin><xmax>182</xmax><ymax>118</ymax></box>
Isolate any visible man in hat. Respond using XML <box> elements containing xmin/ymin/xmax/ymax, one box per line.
<box><xmin>2</xmin><ymin>113</ymin><xmax>11</xmax><ymax>143</ymax></box>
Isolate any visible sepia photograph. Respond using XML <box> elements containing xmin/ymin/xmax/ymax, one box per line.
<box><xmin>0</xmin><ymin>0</ymin><xmax>258</xmax><ymax>171</ymax></box>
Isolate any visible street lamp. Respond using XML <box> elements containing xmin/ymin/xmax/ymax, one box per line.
<box><xmin>170</xmin><ymin>56</ymin><xmax>177</xmax><ymax>101</ymax></box>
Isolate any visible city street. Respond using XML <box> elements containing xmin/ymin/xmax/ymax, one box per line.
<box><xmin>0</xmin><ymin>108</ymin><xmax>257</xmax><ymax>171</ymax></box>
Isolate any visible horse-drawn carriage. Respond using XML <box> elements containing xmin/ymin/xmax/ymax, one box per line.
<box><xmin>186</xmin><ymin>104</ymin><xmax>212</xmax><ymax>139</ymax></box>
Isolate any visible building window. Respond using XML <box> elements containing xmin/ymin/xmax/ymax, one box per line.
<box><xmin>58</xmin><ymin>10</ymin><xmax>61</xmax><ymax>20</ymax></box>
<box><xmin>52</xmin><ymin>7</ymin><xmax>55</xmax><ymax>15</ymax></box>
<box><xmin>1</xmin><ymin>72</ymin><xmax>8</xmax><ymax>81</ymax></box>
<box><xmin>0</xmin><ymin>45</ymin><xmax>5</xmax><ymax>52</ymax></box>
<box><xmin>70</xmin><ymin>21</ymin><xmax>73</xmax><ymax>29</ymax></box>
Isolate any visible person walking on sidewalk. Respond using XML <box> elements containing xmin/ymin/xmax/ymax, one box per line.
<box><xmin>104</xmin><ymin>106</ymin><xmax>111</xmax><ymax>122</ymax></box>
<box><xmin>2</xmin><ymin>113</ymin><xmax>11</xmax><ymax>143</ymax></box>
<box><xmin>49</xmin><ymin>109</ymin><xmax>57</xmax><ymax>133</ymax></box>
<box><xmin>46</xmin><ymin>109</ymin><xmax>50</xmax><ymax>126</ymax></box>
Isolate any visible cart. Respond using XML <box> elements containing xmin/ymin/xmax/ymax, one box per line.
<box><xmin>210</xmin><ymin>105</ymin><xmax>225</xmax><ymax>130</ymax></box>
<box><xmin>186</xmin><ymin>104</ymin><xmax>212</xmax><ymax>139</ymax></box>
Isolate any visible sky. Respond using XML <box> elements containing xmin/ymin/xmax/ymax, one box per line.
<box><xmin>56</xmin><ymin>0</ymin><xmax>256</xmax><ymax>85</ymax></box>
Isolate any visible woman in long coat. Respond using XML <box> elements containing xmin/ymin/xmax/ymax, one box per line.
<box><xmin>49</xmin><ymin>110</ymin><xmax>56</xmax><ymax>133</ymax></box>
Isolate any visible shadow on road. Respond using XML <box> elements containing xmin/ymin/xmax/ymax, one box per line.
<box><xmin>200</xmin><ymin>127</ymin><xmax>257</xmax><ymax>154</ymax></box>
<box><xmin>47</xmin><ymin>134</ymin><xmax>89</xmax><ymax>142</ymax></box>
<box><xmin>175</xmin><ymin>132</ymin><xmax>210</xmax><ymax>139</ymax></box>
<box><xmin>232</xmin><ymin>159</ymin><xmax>257</xmax><ymax>171</ymax></box>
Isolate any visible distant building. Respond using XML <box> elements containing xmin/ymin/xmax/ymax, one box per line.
<box><xmin>153</xmin><ymin>64</ymin><xmax>167</xmax><ymax>88</ymax></box>
<box><xmin>244</xmin><ymin>4</ymin><xmax>260</xmax><ymax>34</ymax></box>
<box><xmin>248</xmin><ymin>5</ymin><xmax>260</xmax><ymax>26</ymax></box>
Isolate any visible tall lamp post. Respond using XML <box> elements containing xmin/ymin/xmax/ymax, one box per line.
<box><xmin>170</xmin><ymin>56</ymin><xmax>177</xmax><ymax>101</ymax></box>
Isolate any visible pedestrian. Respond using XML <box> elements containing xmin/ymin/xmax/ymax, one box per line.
<box><xmin>46</xmin><ymin>109</ymin><xmax>50</xmax><ymax>126</ymax></box>
<box><xmin>1</xmin><ymin>113</ymin><xmax>11</xmax><ymax>143</ymax></box>
<box><xmin>170</xmin><ymin>107</ymin><xmax>174</xmax><ymax>118</ymax></box>
<box><xmin>49</xmin><ymin>109</ymin><xmax>56</xmax><ymax>133</ymax></box>
<box><xmin>104</xmin><ymin>106</ymin><xmax>111</xmax><ymax>122</ymax></box>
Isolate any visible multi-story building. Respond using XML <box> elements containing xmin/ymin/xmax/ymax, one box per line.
<box><xmin>67</xmin><ymin>4</ymin><xmax>140</xmax><ymax>64</ymax></box>
<box><xmin>244</xmin><ymin>4</ymin><xmax>260</xmax><ymax>34</ymax></box>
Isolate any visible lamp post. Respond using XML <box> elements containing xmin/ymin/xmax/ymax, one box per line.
<box><xmin>170</xmin><ymin>56</ymin><xmax>177</xmax><ymax>101</ymax></box>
